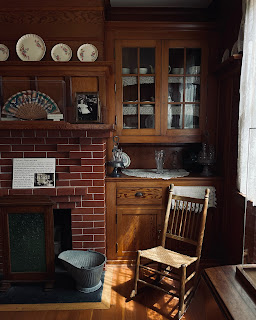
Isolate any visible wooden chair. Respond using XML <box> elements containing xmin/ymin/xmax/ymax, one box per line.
<box><xmin>130</xmin><ymin>184</ymin><xmax>210</xmax><ymax>319</ymax></box>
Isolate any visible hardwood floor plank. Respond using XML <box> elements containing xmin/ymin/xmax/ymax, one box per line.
<box><xmin>0</xmin><ymin>266</ymin><xmax>190</xmax><ymax>320</ymax></box>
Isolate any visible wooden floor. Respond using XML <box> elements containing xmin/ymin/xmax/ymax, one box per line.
<box><xmin>0</xmin><ymin>265</ymin><xmax>195</xmax><ymax>320</ymax></box>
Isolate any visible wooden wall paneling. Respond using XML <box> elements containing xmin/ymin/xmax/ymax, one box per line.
<box><xmin>216</xmin><ymin>0</ymin><xmax>242</xmax><ymax>59</ymax></box>
<box><xmin>71</xmin><ymin>77</ymin><xmax>98</xmax><ymax>94</ymax></box>
<box><xmin>119</xmin><ymin>144</ymin><xmax>186</xmax><ymax>170</ymax></box>
<box><xmin>0</xmin><ymin>0</ymin><xmax>105</xmax><ymax>8</ymax></box>
<box><xmin>215</xmin><ymin>58</ymin><xmax>243</xmax><ymax>264</ymax></box>
<box><xmin>106</xmin><ymin>181</ymin><xmax>117</xmax><ymax>261</ymax></box>
<box><xmin>0</xmin><ymin>76</ymin><xmax>3</xmax><ymax>107</ymax></box>
<box><xmin>64</xmin><ymin>76</ymin><xmax>72</xmax><ymax>122</ymax></box>
<box><xmin>0</xmin><ymin>1</ymin><xmax>105</xmax><ymax>61</ymax></box>
<box><xmin>98</xmin><ymin>76</ymin><xmax>108</xmax><ymax>124</ymax></box>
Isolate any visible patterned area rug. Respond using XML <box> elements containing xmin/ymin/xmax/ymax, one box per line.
<box><xmin>0</xmin><ymin>267</ymin><xmax>113</xmax><ymax>311</ymax></box>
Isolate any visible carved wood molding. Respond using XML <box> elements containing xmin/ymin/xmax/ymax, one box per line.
<box><xmin>0</xmin><ymin>10</ymin><xmax>104</xmax><ymax>24</ymax></box>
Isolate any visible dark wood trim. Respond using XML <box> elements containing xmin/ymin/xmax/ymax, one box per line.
<box><xmin>0</xmin><ymin>121</ymin><xmax>115</xmax><ymax>132</ymax></box>
<box><xmin>0</xmin><ymin>61</ymin><xmax>114</xmax><ymax>77</ymax></box>
<box><xmin>105</xmin><ymin>7</ymin><xmax>217</xmax><ymax>22</ymax></box>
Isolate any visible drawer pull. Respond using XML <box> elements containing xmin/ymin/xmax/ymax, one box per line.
<box><xmin>135</xmin><ymin>192</ymin><xmax>144</xmax><ymax>197</ymax></box>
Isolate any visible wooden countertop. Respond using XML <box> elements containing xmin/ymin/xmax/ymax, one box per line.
<box><xmin>106</xmin><ymin>173</ymin><xmax>223</xmax><ymax>184</ymax></box>
<box><xmin>203</xmin><ymin>265</ymin><xmax>256</xmax><ymax>320</ymax></box>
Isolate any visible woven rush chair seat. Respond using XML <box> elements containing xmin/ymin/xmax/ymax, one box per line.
<box><xmin>129</xmin><ymin>184</ymin><xmax>210</xmax><ymax>320</ymax></box>
<box><xmin>139</xmin><ymin>246</ymin><xmax>198</xmax><ymax>269</ymax></box>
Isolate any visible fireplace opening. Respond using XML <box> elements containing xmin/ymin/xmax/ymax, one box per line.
<box><xmin>53</xmin><ymin>209</ymin><xmax>72</xmax><ymax>271</ymax></box>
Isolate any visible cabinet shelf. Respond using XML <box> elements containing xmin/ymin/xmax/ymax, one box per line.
<box><xmin>0</xmin><ymin>61</ymin><xmax>114</xmax><ymax>77</ymax></box>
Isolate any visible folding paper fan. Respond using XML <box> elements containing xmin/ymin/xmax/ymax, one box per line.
<box><xmin>2</xmin><ymin>90</ymin><xmax>61</xmax><ymax>120</ymax></box>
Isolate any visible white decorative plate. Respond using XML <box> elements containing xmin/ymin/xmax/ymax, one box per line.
<box><xmin>16</xmin><ymin>34</ymin><xmax>46</xmax><ymax>61</ymax></box>
<box><xmin>122</xmin><ymin>152</ymin><xmax>131</xmax><ymax>168</ymax></box>
<box><xmin>77</xmin><ymin>43</ymin><xmax>98</xmax><ymax>62</ymax></box>
<box><xmin>51</xmin><ymin>43</ymin><xmax>72</xmax><ymax>62</ymax></box>
<box><xmin>2</xmin><ymin>90</ymin><xmax>61</xmax><ymax>120</ymax></box>
<box><xmin>0</xmin><ymin>44</ymin><xmax>9</xmax><ymax>61</ymax></box>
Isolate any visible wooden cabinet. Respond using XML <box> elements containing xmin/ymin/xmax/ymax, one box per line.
<box><xmin>106</xmin><ymin>176</ymin><xmax>222</xmax><ymax>262</ymax></box>
<box><xmin>107</xmin><ymin>182</ymin><xmax>164</xmax><ymax>260</ymax></box>
<box><xmin>116</xmin><ymin>207</ymin><xmax>162</xmax><ymax>258</ymax></box>
<box><xmin>114</xmin><ymin>36</ymin><xmax>208</xmax><ymax>143</ymax></box>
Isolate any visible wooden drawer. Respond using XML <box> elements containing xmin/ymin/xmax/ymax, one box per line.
<box><xmin>117</xmin><ymin>187</ymin><xmax>162</xmax><ymax>205</ymax></box>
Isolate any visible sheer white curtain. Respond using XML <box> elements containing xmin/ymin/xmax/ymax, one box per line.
<box><xmin>237</xmin><ymin>0</ymin><xmax>256</xmax><ymax>203</ymax></box>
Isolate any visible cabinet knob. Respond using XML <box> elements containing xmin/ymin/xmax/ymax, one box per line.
<box><xmin>135</xmin><ymin>192</ymin><xmax>144</xmax><ymax>197</ymax></box>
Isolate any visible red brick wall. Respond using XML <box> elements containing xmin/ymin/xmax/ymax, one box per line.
<box><xmin>0</xmin><ymin>128</ymin><xmax>108</xmax><ymax>272</ymax></box>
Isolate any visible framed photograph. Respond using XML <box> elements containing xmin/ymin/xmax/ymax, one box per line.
<box><xmin>75</xmin><ymin>92</ymin><xmax>101</xmax><ymax>123</ymax></box>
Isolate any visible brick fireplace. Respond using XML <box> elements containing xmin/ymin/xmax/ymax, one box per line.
<box><xmin>0</xmin><ymin>126</ymin><xmax>113</xmax><ymax>272</ymax></box>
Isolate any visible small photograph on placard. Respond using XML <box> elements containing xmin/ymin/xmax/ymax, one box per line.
<box><xmin>34</xmin><ymin>173</ymin><xmax>54</xmax><ymax>187</ymax></box>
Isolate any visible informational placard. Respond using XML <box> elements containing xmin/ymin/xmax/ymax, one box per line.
<box><xmin>12</xmin><ymin>158</ymin><xmax>55</xmax><ymax>189</ymax></box>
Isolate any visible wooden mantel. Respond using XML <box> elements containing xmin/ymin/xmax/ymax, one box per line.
<box><xmin>0</xmin><ymin>120</ymin><xmax>115</xmax><ymax>134</ymax></box>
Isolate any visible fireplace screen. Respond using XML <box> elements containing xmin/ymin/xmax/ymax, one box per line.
<box><xmin>8</xmin><ymin>212</ymin><xmax>46</xmax><ymax>272</ymax></box>
<box><xmin>0</xmin><ymin>195</ymin><xmax>55</xmax><ymax>287</ymax></box>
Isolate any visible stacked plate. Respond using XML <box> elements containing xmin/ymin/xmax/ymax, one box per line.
<box><xmin>2</xmin><ymin>90</ymin><xmax>61</xmax><ymax>120</ymax></box>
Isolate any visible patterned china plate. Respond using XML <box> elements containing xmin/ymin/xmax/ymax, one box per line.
<box><xmin>122</xmin><ymin>152</ymin><xmax>131</xmax><ymax>168</ymax></box>
<box><xmin>51</xmin><ymin>43</ymin><xmax>72</xmax><ymax>62</ymax></box>
<box><xmin>77</xmin><ymin>43</ymin><xmax>98</xmax><ymax>62</ymax></box>
<box><xmin>0</xmin><ymin>44</ymin><xmax>9</xmax><ymax>61</ymax></box>
<box><xmin>16</xmin><ymin>34</ymin><xmax>46</xmax><ymax>61</ymax></box>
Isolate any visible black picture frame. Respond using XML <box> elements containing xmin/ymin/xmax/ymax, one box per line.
<box><xmin>75</xmin><ymin>92</ymin><xmax>100</xmax><ymax>123</ymax></box>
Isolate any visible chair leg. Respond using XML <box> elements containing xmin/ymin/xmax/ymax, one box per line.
<box><xmin>178</xmin><ymin>264</ymin><xmax>186</xmax><ymax>319</ymax></box>
<box><xmin>130</xmin><ymin>250</ymin><xmax>141</xmax><ymax>298</ymax></box>
<box><xmin>155</xmin><ymin>262</ymin><xmax>162</xmax><ymax>282</ymax></box>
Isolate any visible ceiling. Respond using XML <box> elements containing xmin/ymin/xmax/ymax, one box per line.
<box><xmin>110</xmin><ymin>0</ymin><xmax>214</xmax><ymax>8</ymax></box>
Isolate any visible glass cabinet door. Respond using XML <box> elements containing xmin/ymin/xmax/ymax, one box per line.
<box><xmin>115</xmin><ymin>40</ymin><xmax>161</xmax><ymax>136</ymax></box>
<box><xmin>162</xmin><ymin>40</ymin><xmax>206</xmax><ymax>141</ymax></box>
<box><xmin>167</xmin><ymin>47</ymin><xmax>201</xmax><ymax>130</ymax></box>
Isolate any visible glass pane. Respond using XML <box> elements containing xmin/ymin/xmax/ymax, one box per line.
<box><xmin>184</xmin><ymin>104</ymin><xmax>199</xmax><ymax>129</ymax></box>
<box><xmin>168</xmin><ymin>104</ymin><xmax>182</xmax><ymax>129</ymax></box>
<box><xmin>8</xmin><ymin>213</ymin><xmax>46</xmax><ymax>272</ymax></box>
<box><xmin>186</xmin><ymin>48</ymin><xmax>201</xmax><ymax>74</ymax></box>
<box><xmin>140</xmin><ymin>104</ymin><xmax>155</xmax><ymax>129</ymax></box>
<box><xmin>169</xmin><ymin>48</ymin><xmax>184</xmax><ymax>74</ymax></box>
<box><xmin>123</xmin><ymin>76</ymin><xmax>138</xmax><ymax>102</ymax></box>
<box><xmin>168</xmin><ymin>77</ymin><xmax>183</xmax><ymax>103</ymax></box>
<box><xmin>122</xmin><ymin>47</ymin><xmax>137</xmax><ymax>73</ymax></box>
<box><xmin>123</xmin><ymin>104</ymin><xmax>138</xmax><ymax>129</ymax></box>
<box><xmin>185</xmin><ymin>77</ymin><xmax>200</xmax><ymax>102</ymax></box>
<box><xmin>140</xmin><ymin>76</ymin><xmax>155</xmax><ymax>102</ymax></box>
<box><xmin>140</xmin><ymin>48</ymin><xmax>155</xmax><ymax>74</ymax></box>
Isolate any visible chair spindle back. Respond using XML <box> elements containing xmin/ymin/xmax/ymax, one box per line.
<box><xmin>161</xmin><ymin>184</ymin><xmax>210</xmax><ymax>259</ymax></box>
